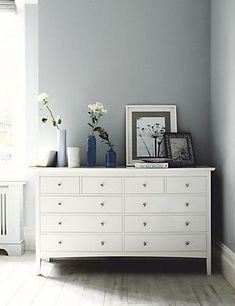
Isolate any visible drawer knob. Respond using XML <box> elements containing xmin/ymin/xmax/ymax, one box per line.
<box><xmin>185</xmin><ymin>183</ymin><xmax>190</xmax><ymax>188</ymax></box>
<box><xmin>100</xmin><ymin>183</ymin><xmax>104</xmax><ymax>187</ymax></box>
<box><xmin>185</xmin><ymin>241</ymin><xmax>190</xmax><ymax>246</ymax></box>
<box><xmin>58</xmin><ymin>202</ymin><xmax>62</xmax><ymax>206</ymax></box>
<box><xmin>143</xmin><ymin>183</ymin><xmax>147</xmax><ymax>188</ymax></box>
<box><xmin>142</xmin><ymin>203</ymin><xmax>147</xmax><ymax>207</ymax></box>
<box><xmin>185</xmin><ymin>221</ymin><xmax>190</xmax><ymax>226</ymax></box>
<box><xmin>143</xmin><ymin>222</ymin><xmax>147</xmax><ymax>227</ymax></box>
<box><xmin>101</xmin><ymin>241</ymin><xmax>105</xmax><ymax>246</ymax></box>
<box><xmin>58</xmin><ymin>241</ymin><xmax>62</xmax><ymax>245</ymax></box>
<box><xmin>185</xmin><ymin>202</ymin><xmax>190</xmax><ymax>207</ymax></box>
<box><xmin>100</xmin><ymin>202</ymin><xmax>104</xmax><ymax>207</ymax></box>
<box><xmin>101</xmin><ymin>222</ymin><xmax>105</xmax><ymax>226</ymax></box>
<box><xmin>58</xmin><ymin>183</ymin><xmax>62</xmax><ymax>187</ymax></box>
<box><xmin>58</xmin><ymin>221</ymin><xmax>62</xmax><ymax>225</ymax></box>
<box><xmin>143</xmin><ymin>242</ymin><xmax>147</xmax><ymax>246</ymax></box>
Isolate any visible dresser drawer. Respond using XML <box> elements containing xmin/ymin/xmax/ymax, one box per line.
<box><xmin>124</xmin><ymin>177</ymin><xmax>164</xmax><ymax>194</ymax></box>
<box><xmin>41</xmin><ymin>215</ymin><xmax>122</xmax><ymax>233</ymax></box>
<box><xmin>41</xmin><ymin>234</ymin><xmax>122</xmax><ymax>252</ymax></box>
<box><xmin>40</xmin><ymin>177</ymin><xmax>80</xmax><ymax>194</ymax></box>
<box><xmin>166</xmin><ymin>177</ymin><xmax>206</xmax><ymax>194</ymax></box>
<box><xmin>125</xmin><ymin>196</ymin><xmax>206</xmax><ymax>213</ymax></box>
<box><xmin>125</xmin><ymin>215</ymin><xmax>206</xmax><ymax>233</ymax></box>
<box><xmin>40</xmin><ymin>196</ymin><xmax>122</xmax><ymax>213</ymax></box>
<box><xmin>125</xmin><ymin>234</ymin><xmax>206</xmax><ymax>252</ymax></box>
<box><xmin>82</xmin><ymin>177</ymin><xmax>121</xmax><ymax>194</ymax></box>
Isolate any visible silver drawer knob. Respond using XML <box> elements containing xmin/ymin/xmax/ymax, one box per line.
<box><xmin>185</xmin><ymin>202</ymin><xmax>190</xmax><ymax>207</ymax></box>
<box><xmin>142</xmin><ymin>203</ymin><xmax>147</xmax><ymax>207</ymax></box>
<box><xmin>101</xmin><ymin>241</ymin><xmax>105</xmax><ymax>246</ymax></box>
<box><xmin>185</xmin><ymin>183</ymin><xmax>190</xmax><ymax>188</ymax></box>
<box><xmin>58</xmin><ymin>183</ymin><xmax>62</xmax><ymax>187</ymax></box>
<box><xmin>101</xmin><ymin>222</ymin><xmax>105</xmax><ymax>226</ymax></box>
<box><xmin>143</xmin><ymin>222</ymin><xmax>147</xmax><ymax>227</ymax></box>
<box><xmin>143</xmin><ymin>183</ymin><xmax>147</xmax><ymax>188</ymax></box>
<box><xmin>143</xmin><ymin>242</ymin><xmax>147</xmax><ymax>246</ymax></box>
<box><xmin>100</xmin><ymin>183</ymin><xmax>104</xmax><ymax>187</ymax></box>
<box><xmin>185</xmin><ymin>241</ymin><xmax>190</xmax><ymax>246</ymax></box>
<box><xmin>58</xmin><ymin>221</ymin><xmax>62</xmax><ymax>225</ymax></box>
<box><xmin>58</xmin><ymin>241</ymin><xmax>62</xmax><ymax>245</ymax></box>
<box><xmin>185</xmin><ymin>222</ymin><xmax>190</xmax><ymax>226</ymax></box>
<box><xmin>100</xmin><ymin>202</ymin><xmax>104</xmax><ymax>207</ymax></box>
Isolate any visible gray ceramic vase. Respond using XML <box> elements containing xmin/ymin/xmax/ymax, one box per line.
<box><xmin>57</xmin><ymin>129</ymin><xmax>68</xmax><ymax>167</ymax></box>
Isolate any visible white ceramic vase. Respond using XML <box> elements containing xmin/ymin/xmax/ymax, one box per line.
<box><xmin>67</xmin><ymin>147</ymin><xmax>80</xmax><ymax>168</ymax></box>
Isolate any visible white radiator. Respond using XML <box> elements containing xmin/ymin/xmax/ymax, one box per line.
<box><xmin>0</xmin><ymin>183</ymin><xmax>25</xmax><ymax>256</ymax></box>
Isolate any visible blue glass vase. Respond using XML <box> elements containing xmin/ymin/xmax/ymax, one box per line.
<box><xmin>106</xmin><ymin>147</ymin><xmax>116</xmax><ymax>168</ymax></box>
<box><xmin>86</xmin><ymin>135</ymin><xmax>96</xmax><ymax>167</ymax></box>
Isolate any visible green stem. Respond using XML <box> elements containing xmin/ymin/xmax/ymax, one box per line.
<box><xmin>46</xmin><ymin>105</ymin><xmax>59</xmax><ymax>130</ymax></box>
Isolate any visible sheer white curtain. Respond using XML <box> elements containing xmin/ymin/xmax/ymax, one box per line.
<box><xmin>0</xmin><ymin>6</ymin><xmax>25</xmax><ymax>172</ymax></box>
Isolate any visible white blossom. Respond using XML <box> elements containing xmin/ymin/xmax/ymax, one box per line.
<box><xmin>38</xmin><ymin>93</ymin><xmax>49</xmax><ymax>105</ymax></box>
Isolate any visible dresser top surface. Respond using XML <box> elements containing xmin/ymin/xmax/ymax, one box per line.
<box><xmin>34</xmin><ymin>166</ymin><xmax>215</xmax><ymax>176</ymax></box>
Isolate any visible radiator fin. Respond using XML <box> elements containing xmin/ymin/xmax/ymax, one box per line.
<box><xmin>0</xmin><ymin>193</ymin><xmax>7</xmax><ymax>236</ymax></box>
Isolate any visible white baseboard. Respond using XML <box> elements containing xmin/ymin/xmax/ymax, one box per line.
<box><xmin>214</xmin><ymin>241</ymin><xmax>235</xmax><ymax>289</ymax></box>
<box><xmin>24</xmin><ymin>227</ymin><xmax>35</xmax><ymax>251</ymax></box>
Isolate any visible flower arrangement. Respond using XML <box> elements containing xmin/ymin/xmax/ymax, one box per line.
<box><xmin>87</xmin><ymin>102</ymin><xmax>107</xmax><ymax>135</ymax></box>
<box><xmin>96</xmin><ymin>127</ymin><xmax>114</xmax><ymax>148</ymax></box>
<box><xmin>38</xmin><ymin>93</ymin><xmax>62</xmax><ymax>130</ymax></box>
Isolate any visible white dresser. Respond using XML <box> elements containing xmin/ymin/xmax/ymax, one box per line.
<box><xmin>35</xmin><ymin>167</ymin><xmax>214</xmax><ymax>275</ymax></box>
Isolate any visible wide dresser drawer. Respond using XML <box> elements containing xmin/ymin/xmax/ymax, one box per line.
<box><xmin>82</xmin><ymin>177</ymin><xmax>121</xmax><ymax>194</ymax></box>
<box><xmin>166</xmin><ymin>177</ymin><xmax>206</xmax><ymax>194</ymax></box>
<box><xmin>40</xmin><ymin>196</ymin><xmax>122</xmax><ymax>213</ymax></box>
<box><xmin>124</xmin><ymin>177</ymin><xmax>164</xmax><ymax>194</ymax></box>
<box><xmin>125</xmin><ymin>215</ymin><xmax>206</xmax><ymax>233</ymax></box>
<box><xmin>40</xmin><ymin>177</ymin><xmax>80</xmax><ymax>194</ymax></box>
<box><xmin>41</xmin><ymin>234</ymin><xmax>122</xmax><ymax>252</ymax></box>
<box><xmin>125</xmin><ymin>234</ymin><xmax>206</xmax><ymax>252</ymax></box>
<box><xmin>125</xmin><ymin>196</ymin><xmax>206</xmax><ymax>213</ymax></box>
<box><xmin>41</xmin><ymin>215</ymin><xmax>122</xmax><ymax>233</ymax></box>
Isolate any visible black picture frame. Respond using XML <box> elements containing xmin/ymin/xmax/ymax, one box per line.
<box><xmin>164</xmin><ymin>132</ymin><xmax>196</xmax><ymax>167</ymax></box>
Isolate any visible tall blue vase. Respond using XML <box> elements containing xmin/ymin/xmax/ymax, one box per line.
<box><xmin>106</xmin><ymin>147</ymin><xmax>116</xmax><ymax>168</ymax></box>
<box><xmin>57</xmin><ymin>129</ymin><xmax>68</xmax><ymax>167</ymax></box>
<box><xmin>86</xmin><ymin>135</ymin><xmax>96</xmax><ymax>167</ymax></box>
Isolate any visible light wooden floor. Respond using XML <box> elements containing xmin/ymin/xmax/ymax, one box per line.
<box><xmin>0</xmin><ymin>252</ymin><xmax>234</xmax><ymax>306</ymax></box>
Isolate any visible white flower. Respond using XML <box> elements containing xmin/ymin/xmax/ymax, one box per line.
<box><xmin>38</xmin><ymin>93</ymin><xmax>49</xmax><ymax>105</ymax></box>
<box><xmin>88</xmin><ymin>102</ymin><xmax>107</xmax><ymax>114</ymax></box>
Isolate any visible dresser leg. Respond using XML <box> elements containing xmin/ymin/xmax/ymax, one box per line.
<box><xmin>206</xmin><ymin>257</ymin><xmax>211</xmax><ymax>275</ymax></box>
<box><xmin>36</xmin><ymin>257</ymin><xmax>42</xmax><ymax>276</ymax></box>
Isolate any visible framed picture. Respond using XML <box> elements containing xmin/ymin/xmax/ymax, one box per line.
<box><xmin>126</xmin><ymin>105</ymin><xmax>177</xmax><ymax>166</ymax></box>
<box><xmin>164</xmin><ymin>132</ymin><xmax>195</xmax><ymax>167</ymax></box>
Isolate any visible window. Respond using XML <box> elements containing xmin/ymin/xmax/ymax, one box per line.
<box><xmin>0</xmin><ymin>7</ymin><xmax>25</xmax><ymax>170</ymax></box>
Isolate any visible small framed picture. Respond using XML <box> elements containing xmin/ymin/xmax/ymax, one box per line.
<box><xmin>164</xmin><ymin>132</ymin><xmax>195</xmax><ymax>167</ymax></box>
<box><xmin>126</xmin><ymin>105</ymin><xmax>177</xmax><ymax>166</ymax></box>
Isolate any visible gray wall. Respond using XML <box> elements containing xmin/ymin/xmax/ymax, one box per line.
<box><xmin>39</xmin><ymin>0</ymin><xmax>211</xmax><ymax>166</ymax></box>
<box><xmin>211</xmin><ymin>0</ymin><xmax>235</xmax><ymax>252</ymax></box>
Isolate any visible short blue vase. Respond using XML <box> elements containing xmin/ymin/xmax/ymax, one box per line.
<box><xmin>106</xmin><ymin>147</ymin><xmax>116</xmax><ymax>168</ymax></box>
<box><xmin>86</xmin><ymin>135</ymin><xmax>96</xmax><ymax>167</ymax></box>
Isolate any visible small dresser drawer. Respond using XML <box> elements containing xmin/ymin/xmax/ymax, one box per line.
<box><xmin>82</xmin><ymin>177</ymin><xmax>121</xmax><ymax>194</ymax></box>
<box><xmin>41</xmin><ymin>234</ymin><xmax>122</xmax><ymax>252</ymax></box>
<box><xmin>167</xmin><ymin>177</ymin><xmax>206</xmax><ymax>194</ymax></box>
<box><xmin>40</xmin><ymin>177</ymin><xmax>79</xmax><ymax>194</ymax></box>
<box><xmin>125</xmin><ymin>215</ymin><xmax>206</xmax><ymax>233</ymax></box>
<box><xmin>124</xmin><ymin>177</ymin><xmax>164</xmax><ymax>194</ymax></box>
<box><xmin>125</xmin><ymin>234</ymin><xmax>206</xmax><ymax>252</ymax></box>
<box><xmin>40</xmin><ymin>196</ymin><xmax>122</xmax><ymax>213</ymax></box>
<box><xmin>41</xmin><ymin>215</ymin><xmax>122</xmax><ymax>233</ymax></box>
<box><xmin>125</xmin><ymin>196</ymin><xmax>206</xmax><ymax>213</ymax></box>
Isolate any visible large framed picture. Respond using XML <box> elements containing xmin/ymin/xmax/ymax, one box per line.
<box><xmin>126</xmin><ymin>105</ymin><xmax>177</xmax><ymax>166</ymax></box>
<box><xmin>164</xmin><ymin>132</ymin><xmax>195</xmax><ymax>167</ymax></box>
